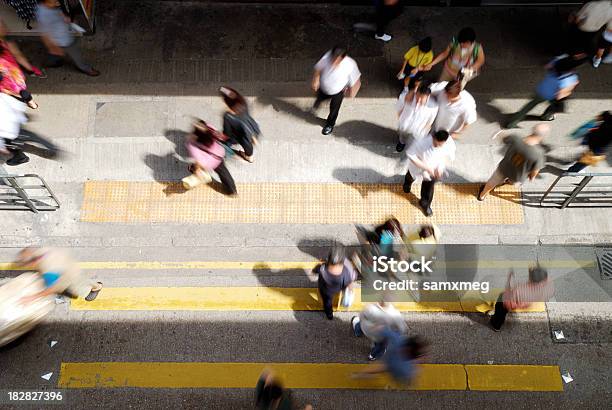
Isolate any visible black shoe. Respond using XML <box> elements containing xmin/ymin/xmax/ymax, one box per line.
<box><xmin>540</xmin><ymin>113</ymin><xmax>555</xmax><ymax>121</ymax></box>
<box><xmin>325</xmin><ymin>310</ymin><xmax>334</xmax><ymax>320</ymax></box>
<box><xmin>402</xmin><ymin>183</ymin><xmax>412</xmax><ymax>194</ymax></box>
<box><xmin>419</xmin><ymin>201</ymin><xmax>433</xmax><ymax>217</ymax></box>
<box><xmin>477</xmin><ymin>184</ymin><xmax>485</xmax><ymax>201</ymax></box>
<box><xmin>396</xmin><ymin>142</ymin><xmax>405</xmax><ymax>152</ymax></box>
<box><xmin>6</xmin><ymin>154</ymin><xmax>30</xmax><ymax>166</ymax></box>
<box><xmin>322</xmin><ymin>125</ymin><xmax>334</xmax><ymax>135</ymax></box>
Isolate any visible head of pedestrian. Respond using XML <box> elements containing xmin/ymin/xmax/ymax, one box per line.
<box><xmin>415</xmin><ymin>84</ymin><xmax>432</xmax><ymax>106</ymax></box>
<box><xmin>418</xmin><ymin>37</ymin><xmax>433</xmax><ymax>53</ymax></box>
<box><xmin>192</xmin><ymin>120</ymin><xmax>215</xmax><ymax>145</ymax></box>
<box><xmin>457</xmin><ymin>27</ymin><xmax>477</xmax><ymax>50</ymax></box>
<box><xmin>432</xmin><ymin>130</ymin><xmax>450</xmax><ymax>148</ymax></box>
<box><xmin>330</xmin><ymin>46</ymin><xmax>348</xmax><ymax>67</ymax></box>
<box><xmin>444</xmin><ymin>80</ymin><xmax>462</xmax><ymax>102</ymax></box>
<box><xmin>529</xmin><ymin>123</ymin><xmax>550</xmax><ymax>143</ymax></box>
<box><xmin>326</xmin><ymin>244</ymin><xmax>346</xmax><ymax>274</ymax></box>
<box><xmin>219</xmin><ymin>86</ymin><xmax>247</xmax><ymax>115</ymax></box>
<box><xmin>528</xmin><ymin>265</ymin><xmax>548</xmax><ymax>284</ymax></box>
<box><xmin>418</xmin><ymin>224</ymin><xmax>436</xmax><ymax>240</ymax></box>
<box><xmin>382</xmin><ymin>218</ymin><xmax>403</xmax><ymax>237</ymax></box>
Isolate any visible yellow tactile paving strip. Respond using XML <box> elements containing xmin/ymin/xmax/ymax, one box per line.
<box><xmin>58</xmin><ymin>362</ymin><xmax>563</xmax><ymax>391</ymax></box>
<box><xmin>80</xmin><ymin>181</ymin><xmax>524</xmax><ymax>224</ymax></box>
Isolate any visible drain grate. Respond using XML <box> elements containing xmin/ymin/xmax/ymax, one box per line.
<box><xmin>595</xmin><ymin>248</ymin><xmax>612</xmax><ymax>280</ymax></box>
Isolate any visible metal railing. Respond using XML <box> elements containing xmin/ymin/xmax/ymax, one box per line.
<box><xmin>540</xmin><ymin>172</ymin><xmax>612</xmax><ymax>209</ymax></box>
<box><xmin>0</xmin><ymin>174</ymin><xmax>60</xmax><ymax>213</ymax></box>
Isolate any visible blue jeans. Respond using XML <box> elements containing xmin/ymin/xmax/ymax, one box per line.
<box><xmin>353</xmin><ymin>321</ymin><xmax>387</xmax><ymax>359</ymax></box>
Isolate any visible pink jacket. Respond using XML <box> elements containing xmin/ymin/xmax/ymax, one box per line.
<box><xmin>186</xmin><ymin>137</ymin><xmax>226</xmax><ymax>171</ymax></box>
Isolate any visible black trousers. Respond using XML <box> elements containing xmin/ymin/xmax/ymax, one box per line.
<box><xmin>490</xmin><ymin>294</ymin><xmax>508</xmax><ymax>330</ymax></box>
<box><xmin>231</xmin><ymin>136</ymin><xmax>253</xmax><ymax>157</ymax></box>
<box><xmin>318</xmin><ymin>276</ymin><xmax>340</xmax><ymax>317</ymax></box>
<box><xmin>314</xmin><ymin>89</ymin><xmax>344</xmax><ymax>127</ymax></box>
<box><xmin>375</xmin><ymin>3</ymin><xmax>403</xmax><ymax>36</ymax></box>
<box><xmin>214</xmin><ymin>162</ymin><xmax>237</xmax><ymax>195</ymax></box>
<box><xmin>404</xmin><ymin>171</ymin><xmax>436</xmax><ymax>208</ymax></box>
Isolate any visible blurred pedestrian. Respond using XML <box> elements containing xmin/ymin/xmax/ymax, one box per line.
<box><xmin>311</xmin><ymin>46</ymin><xmax>361</xmax><ymax>135</ymax></box>
<box><xmin>424</xmin><ymin>27</ymin><xmax>485</xmax><ymax>88</ymax></box>
<box><xmin>0</xmin><ymin>20</ymin><xmax>44</xmax><ymax>109</ymax></box>
<box><xmin>183</xmin><ymin>120</ymin><xmax>237</xmax><ymax>195</ymax></box>
<box><xmin>567</xmin><ymin>111</ymin><xmax>612</xmax><ymax>172</ymax></box>
<box><xmin>593</xmin><ymin>25</ymin><xmax>612</xmax><ymax>67</ymax></box>
<box><xmin>255</xmin><ymin>369</ymin><xmax>312</xmax><ymax>410</ymax></box>
<box><xmin>490</xmin><ymin>266</ymin><xmax>554</xmax><ymax>331</ymax></box>
<box><xmin>374</xmin><ymin>0</ymin><xmax>403</xmax><ymax>42</ymax></box>
<box><xmin>317</xmin><ymin>245</ymin><xmax>357</xmax><ymax>320</ymax></box>
<box><xmin>352</xmin><ymin>331</ymin><xmax>428</xmax><ymax>384</ymax></box>
<box><xmin>36</xmin><ymin>0</ymin><xmax>100</xmax><ymax>76</ymax></box>
<box><xmin>430</xmin><ymin>80</ymin><xmax>477</xmax><ymax>140</ymax></box>
<box><xmin>220</xmin><ymin>86</ymin><xmax>261</xmax><ymax>163</ymax></box>
<box><xmin>0</xmin><ymin>93</ymin><xmax>29</xmax><ymax>164</ymax></box>
<box><xmin>351</xmin><ymin>301</ymin><xmax>407</xmax><ymax>361</ymax></box>
<box><xmin>16</xmin><ymin>247</ymin><xmax>103</xmax><ymax>303</ymax></box>
<box><xmin>397</xmin><ymin>37</ymin><xmax>433</xmax><ymax>89</ymax></box>
<box><xmin>405</xmin><ymin>224</ymin><xmax>440</xmax><ymax>260</ymax></box>
<box><xmin>396</xmin><ymin>83</ymin><xmax>438</xmax><ymax>152</ymax></box>
<box><xmin>567</xmin><ymin>0</ymin><xmax>611</xmax><ymax>58</ymax></box>
<box><xmin>478</xmin><ymin>124</ymin><xmax>548</xmax><ymax>201</ymax></box>
<box><xmin>506</xmin><ymin>55</ymin><xmax>582</xmax><ymax>128</ymax></box>
<box><xmin>403</xmin><ymin>130</ymin><xmax>456</xmax><ymax>217</ymax></box>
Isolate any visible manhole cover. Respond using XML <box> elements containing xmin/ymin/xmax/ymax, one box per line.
<box><xmin>595</xmin><ymin>248</ymin><xmax>612</xmax><ymax>280</ymax></box>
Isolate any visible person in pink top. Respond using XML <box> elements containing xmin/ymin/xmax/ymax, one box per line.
<box><xmin>185</xmin><ymin>120</ymin><xmax>237</xmax><ymax>195</ymax></box>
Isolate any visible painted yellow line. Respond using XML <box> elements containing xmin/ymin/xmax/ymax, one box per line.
<box><xmin>466</xmin><ymin>365</ymin><xmax>563</xmax><ymax>391</ymax></box>
<box><xmin>0</xmin><ymin>260</ymin><xmax>596</xmax><ymax>271</ymax></box>
<box><xmin>57</xmin><ymin>362</ymin><xmax>562</xmax><ymax>392</ymax></box>
<box><xmin>80</xmin><ymin>181</ymin><xmax>524</xmax><ymax>224</ymax></box>
<box><xmin>70</xmin><ymin>287</ymin><xmax>545</xmax><ymax>313</ymax></box>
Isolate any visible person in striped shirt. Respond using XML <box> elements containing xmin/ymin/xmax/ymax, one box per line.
<box><xmin>490</xmin><ymin>265</ymin><xmax>554</xmax><ymax>331</ymax></box>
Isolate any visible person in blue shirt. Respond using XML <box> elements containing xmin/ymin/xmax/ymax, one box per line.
<box><xmin>506</xmin><ymin>55</ymin><xmax>584</xmax><ymax>128</ymax></box>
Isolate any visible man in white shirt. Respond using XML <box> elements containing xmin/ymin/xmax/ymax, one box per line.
<box><xmin>430</xmin><ymin>80</ymin><xmax>477</xmax><ymax>140</ymax></box>
<box><xmin>311</xmin><ymin>46</ymin><xmax>361</xmax><ymax>135</ymax></box>
<box><xmin>403</xmin><ymin>130</ymin><xmax>456</xmax><ymax>217</ymax></box>
<box><xmin>396</xmin><ymin>84</ymin><xmax>438</xmax><ymax>152</ymax></box>
<box><xmin>569</xmin><ymin>1</ymin><xmax>612</xmax><ymax>56</ymax></box>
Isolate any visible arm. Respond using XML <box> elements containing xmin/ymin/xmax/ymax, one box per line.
<box><xmin>40</xmin><ymin>35</ymin><xmax>64</xmax><ymax>56</ymax></box>
<box><xmin>5</xmin><ymin>42</ymin><xmax>35</xmax><ymax>72</ymax></box>
<box><xmin>20</xmin><ymin>285</ymin><xmax>60</xmax><ymax>304</ymax></box>
<box><xmin>407</xmin><ymin>153</ymin><xmax>435</xmax><ymax>175</ymax></box>
<box><xmin>347</xmin><ymin>78</ymin><xmax>361</xmax><ymax>98</ymax></box>
<box><xmin>556</xmin><ymin>81</ymin><xmax>579</xmax><ymax>100</ymax></box>
<box><xmin>505</xmin><ymin>270</ymin><xmax>514</xmax><ymax>290</ymax></box>
<box><xmin>451</xmin><ymin>123</ymin><xmax>469</xmax><ymax>140</ymax></box>
<box><xmin>398</xmin><ymin>59</ymin><xmax>408</xmax><ymax>76</ymax></box>
<box><xmin>472</xmin><ymin>47</ymin><xmax>485</xmax><ymax>72</ymax></box>
<box><xmin>424</xmin><ymin>46</ymin><xmax>450</xmax><ymax>70</ymax></box>
<box><xmin>311</xmin><ymin>70</ymin><xmax>321</xmax><ymax>92</ymax></box>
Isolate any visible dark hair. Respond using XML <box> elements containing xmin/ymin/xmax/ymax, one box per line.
<box><xmin>193</xmin><ymin>121</ymin><xmax>214</xmax><ymax>146</ymax></box>
<box><xmin>219</xmin><ymin>86</ymin><xmax>247</xmax><ymax>115</ymax></box>
<box><xmin>601</xmin><ymin>111</ymin><xmax>611</xmax><ymax>123</ymax></box>
<box><xmin>257</xmin><ymin>382</ymin><xmax>284</xmax><ymax>405</ymax></box>
<box><xmin>457</xmin><ymin>27</ymin><xmax>476</xmax><ymax>44</ymax></box>
<box><xmin>552</xmin><ymin>57</ymin><xmax>578</xmax><ymax>75</ymax></box>
<box><xmin>402</xmin><ymin>335</ymin><xmax>429</xmax><ymax>359</ymax></box>
<box><xmin>433</xmin><ymin>130</ymin><xmax>450</xmax><ymax>142</ymax></box>
<box><xmin>416</xmin><ymin>84</ymin><xmax>431</xmax><ymax>96</ymax></box>
<box><xmin>444</xmin><ymin>80</ymin><xmax>461</xmax><ymax>96</ymax></box>
<box><xmin>528</xmin><ymin>266</ymin><xmax>548</xmax><ymax>283</ymax></box>
<box><xmin>327</xmin><ymin>245</ymin><xmax>346</xmax><ymax>266</ymax></box>
<box><xmin>418</xmin><ymin>37</ymin><xmax>432</xmax><ymax>53</ymax></box>
<box><xmin>418</xmin><ymin>225</ymin><xmax>435</xmax><ymax>239</ymax></box>
<box><xmin>330</xmin><ymin>46</ymin><xmax>347</xmax><ymax>60</ymax></box>
<box><xmin>383</xmin><ymin>218</ymin><xmax>404</xmax><ymax>237</ymax></box>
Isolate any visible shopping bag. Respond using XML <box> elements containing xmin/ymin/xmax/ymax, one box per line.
<box><xmin>340</xmin><ymin>287</ymin><xmax>355</xmax><ymax>308</ymax></box>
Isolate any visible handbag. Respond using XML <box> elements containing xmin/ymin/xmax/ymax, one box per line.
<box><xmin>340</xmin><ymin>287</ymin><xmax>355</xmax><ymax>308</ymax></box>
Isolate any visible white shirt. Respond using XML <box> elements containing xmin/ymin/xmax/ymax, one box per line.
<box><xmin>359</xmin><ymin>303</ymin><xmax>407</xmax><ymax>342</ymax></box>
<box><xmin>430</xmin><ymin>82</ymin><xmax>477</xmax><ymax>134</ymax></box>
<box><xmin>397</xmin><ymin>89</ymin><xmax>439</xmax><ymax>140</ymax></box>
<box><xmin>406</xmin><ymin>135</ymin><xmax>456</xmax><ymax>181</ymax></box>
<box><xmin>576</xmin><ymin>1</ymin><xmax>612</xmax><ymax>32</ymax></box>
<box><xmin>0</xmin><ymin>94</ymin><xmax>27</xmax><ymax>142</ymax></box>
<box><xmin>314</xmin><ymin>51</ymin><xmax>361</xmax><ymax>95</ymax></box>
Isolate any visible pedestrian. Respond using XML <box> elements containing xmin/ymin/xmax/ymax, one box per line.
<box><xmin>36</xmin><ymin>0</ymin><xmax>100</xmax><ymax>76</ymax></box>
<box><xmin>430</xmin><ymin>80</ymin><xmax>477</xmax><ymax>140</ymax></box>
<box><xmin>505</xmin><ymin>55</ymin><xmax>581</xmax><ymax>128</ymax></box>
<box><xmin>16</xmin><ymin>247</ymin><xmax>103</xmax><ymax>303</ymax></box>
<box><xmin>478</xmin><ymin>124</ymin><xmax>549</xmax><ymax>201</ymax></box>
<box><xmin>0</xmin><ymin>92</ymin><xmax>30</xmax><ymax>164</ymax></box>
<box><xmin>219</xmin><ymin>86</ymin><xmax>261</xmax><ymax>163</ymax></box>
<box><xmin>0</xmin><ymin>20</ymin><xmax>44</xmax><ymax>109</ymax></box>
<box><xmin>397</xmin><ymin>37</ymin><xmax>433</xmax><ymax>89</ymax></box>
<box><xmin>352</xmin><ymin>330</ymin><xmax>428</xmax><ymax>385</ymax></box>
<box><xmin>255</xmin><ymin>369</ymin><xmax>312</xmax><ymax>410</ymax></box>
<box><xmin>424</xmin><ymin>27</ymin><xmax>485</xmax><ymax>88</ymax></box>
<box><xmin>593</xmin><ymin>25</ymin><xmax>612</xmax><ymax>67</ymax></box>
<box><xmin>405</xmin><ymin>224</ymin><xmax>440</xmax><ymax>260</ymax></box>
<box><xmin>396</xmin><ymin>83</ymin><xmax>438</xmax><ymax>152</ymax></box>
<box><xmin>311</xmin><ymin>46</ymin><xmax>361</xmax><ymax>135</ymax></box>
<box><xmin>374</xmin><ymin>0</ymin><xmax>403</xmax><ymax>42</ymax></box>
<box><xmin>317</xmin><ymin>245</ymin><xmax>357</xmax><ymax>320</ymax></box>
<box><xmin>351</xmin><ymin>301</ymin><xmax>407</xmax><ymax>361</ymax></box>
<box><xmin>183</xmin><ymin>120</ymin><xmax>237</xmax><ymax>195</ymax></box>
<box><xmin>567</xmin><ymin>111</ymin><xmax>612</xmax><ymax>172</ymax></box>
<box><xmin>567</xmin><ymin>0</ymin><xmax>612</xmax><ymax>59</ymax></box>
<box><xmin>490</xmin><ymin>266</ymin><xmax>553</xmax><ymax>331</ymax></box>
<box><xmin>403</xmin><ymin>130</ymin><xmax>456</xmax><ymax>217</ymax></box>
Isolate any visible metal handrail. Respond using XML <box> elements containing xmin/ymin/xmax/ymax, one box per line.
<box><xmin>540</xmin><ymin>172</ymin><xmax>612</xmax><ymax>209</ymax></box>
<box><xmin>0</xmin><ymin>174</ymin><xmax>60</xmax><ymax>213</ymax></box>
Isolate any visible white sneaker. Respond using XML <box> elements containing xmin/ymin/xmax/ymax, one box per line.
<box><xmin>374</xmin><ymin>34</ymin><xmax>392</xmax><ymax>42</ymax></box>
<box><xmin>592</xmin><ymin>56</ymin><xmax>602</xmax><ymax>68</ymax></box>
<box><xmin>603</xmin><ymin>54</ymin><xmax>612</xmax><ymax>64</ymax></box>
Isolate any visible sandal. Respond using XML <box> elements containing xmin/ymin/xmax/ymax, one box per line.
<box><xmin>85</xmin><ymin>282</ymin><xmax>103</xmax><ymax>301</ymax></box>
<box><xmin>238</xmin><ymin>151</ymin><xmax>254</xmax><ymax>163</ymax></box>
<box><xmin>27</xmin><ymin>100</ymin><xmax>39</xmax><ymax>110</ymax></box>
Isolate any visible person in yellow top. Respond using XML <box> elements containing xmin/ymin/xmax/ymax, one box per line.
<box><xmin>397</xmin><ymin>37</ymin><xmax>433</xmax><ymax>88</ymax></box>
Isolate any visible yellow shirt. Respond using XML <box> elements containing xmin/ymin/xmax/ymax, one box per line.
<box><xmin>403</xmin><ymin>46</ymin><xmax>433</xmax><ymax>68</ymax></box>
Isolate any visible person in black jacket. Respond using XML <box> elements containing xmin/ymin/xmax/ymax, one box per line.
<box><xmin>219</xmin><ymin>86</ymin><xmax>261</xmax><ymax>163</ymax></box>
<box><xmin>567</xmin><ymin>111</ymin><xmax>612</xmax><ymax>172</ymax></box>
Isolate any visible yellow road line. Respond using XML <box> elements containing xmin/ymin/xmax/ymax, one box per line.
<box><xmin>58</xmin><ymin>362</ymin><xmax>562</xmax><ymax>392</ymax></box>
<box><xmin>80</xmin><ymin>181</ymin><xmax>524</xmax><ymax>224</ymax></box>
<box><xmin>0</xmin><ymin>260</ymin><xmax>596</xmax><ymax>271</ymax></box>
<box><xmin>70</xmin><ymin>287</ymin><xmax>545</xmax><ymax>313</ymax></box>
